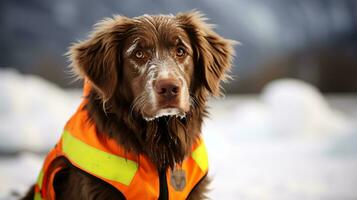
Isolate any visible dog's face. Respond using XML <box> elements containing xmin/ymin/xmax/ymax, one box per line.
<box><xmin>70</xmin><ymin>12</ymin><xmax>234</xmax><ymax>121</ymax></box>
<box><xmin>122</xmin><ymin>17</ymin><xmax>194</xmax><ymax>120</ymax></box>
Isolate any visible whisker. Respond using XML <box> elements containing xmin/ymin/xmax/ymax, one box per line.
<box><xmin>129</xmin><ymin>94</ymin><xmax>146</xmax><ymax>119</ymax></box>
<box><xmin>189</xmin><ymin>94</ymin><xmax>199</xmax><ymax>109</ymax></box>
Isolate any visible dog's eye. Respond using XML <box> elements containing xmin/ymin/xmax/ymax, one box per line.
<box><xmin>176</xmin><ymin>47</ymin><xmax>186</xmax><ymax>57</ymax></box>
<box><xmin>135</xmin><ymin>50</ymin><xmax>145</xmax><ymax>59</ymax></box>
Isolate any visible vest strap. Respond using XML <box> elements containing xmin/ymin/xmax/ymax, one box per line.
<box><xmin>36</xmin><ymin>168</ymin><xmax>44</xmax><ymax>190</ymax></box>
<box><xmin>191</xmin><ymin>141</ymin><xmax>208</xmax><ymax>172</ymax></box>
<box><xmin>34</xmin><ymin>192</ymin><xmax>42</xmax><ymax>200</ymax></box>
<box><xmin>62</xmin><ymin>130</ymin><xmax>138</xmax><ymax>186</ymax></box>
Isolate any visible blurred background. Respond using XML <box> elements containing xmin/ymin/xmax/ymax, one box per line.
<box><xmin>1</xmin><ymin>0</ymin><xmax>357</xmax><ymax>199</ymax></box>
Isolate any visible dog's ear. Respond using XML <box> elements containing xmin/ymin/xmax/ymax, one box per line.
<box><xmin>177</xmin><ymin>11</ymin><xmax>236</xmax><ymax>96</ymax></box>
<box><xmin>68</xmin><ymin>16</ymin><xmax>132</xmax><ymax>101</ymax></box>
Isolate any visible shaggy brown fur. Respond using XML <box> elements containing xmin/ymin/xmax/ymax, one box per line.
<box><xmin>22</xmin><ymin>11</ymin><xmax>235</xmax><ymax>200</ymax></box>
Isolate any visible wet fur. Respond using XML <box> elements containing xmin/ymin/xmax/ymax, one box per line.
<box><xmin>22</xmin><ymin>11</ymin><xmax>234</xmax><ymax>200</ymax></box>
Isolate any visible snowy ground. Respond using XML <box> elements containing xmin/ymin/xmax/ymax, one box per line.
<box><xmin>1</xmin><ymin>69</ymin><xmax>357</xmax><ymax>200</ymax></box>
<box><xmin>205</xmin><ymin>95</ymin><xmax>357</xmax><ymax>200</ymax></box>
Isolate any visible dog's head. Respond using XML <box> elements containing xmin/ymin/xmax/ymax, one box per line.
<box><xmin>69</xmin><ymin>11</ymin><xmax>235</xmax><ymax>168</ymax></box>
<box><xmin>69</xmin><ymin>11</ymin><xmax>235</xmax><ymax>121</ymax></box>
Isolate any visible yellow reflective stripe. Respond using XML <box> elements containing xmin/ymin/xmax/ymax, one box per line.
<box><xmin>191</xmin><ymin>142</ymin><xmax>209</xmax><ymax>172</ymax></box>
<box><xmin>62</xmin><ymin>130</ymin><xmax>138</xmax><ymax>186</ymax></box>
<box><xmin>34</xmin><ymin>192</ymin><xmax>42</xmax><ymax>200</ymax></box>
<box><xmin>36</xmin><ymin>168</ymin><xmax>44</xmax><ymax>189</ymax></box>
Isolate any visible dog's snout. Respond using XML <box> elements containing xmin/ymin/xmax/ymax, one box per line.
<box><xmin>155</xmin><ymin>79</ymin><xmax>181</xmax><ymax>99</ymax></box>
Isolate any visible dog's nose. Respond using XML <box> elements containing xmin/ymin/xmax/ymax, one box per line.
<box><xmin>155</xmin><ymin>79</ymin><xmax>181</xmax><ymax>99</ymax></box>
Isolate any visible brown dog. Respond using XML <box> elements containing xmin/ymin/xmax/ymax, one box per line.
<box><xmin>23</xmin><ymin>11</ymin><xmax>234</xmax><ymax>200</ymax></box>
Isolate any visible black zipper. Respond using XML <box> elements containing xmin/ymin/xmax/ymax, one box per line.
<box><xmin>158</xmin><ymin>168</ymin><xmax>169</xmax><ymax>200</ymax></box>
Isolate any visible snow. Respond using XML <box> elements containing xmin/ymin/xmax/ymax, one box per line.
<box><xmin>261</xmin><ymin>79</ymin><xmax>349</xmax><ymax>136</ymax></box>
<box><xmin>1</xmin><ymin>69</ymin><xmax>357</xmax><ymax>200</ymax></box>
<box><xmin>0</xmin><ymin>153</ymin><xmax>43</xmax><ymax>199</ymax></box>
<box><xmin>0</xmin><ymin>69</ymin><xmax>81</xmax><ymax>153</ymax></box>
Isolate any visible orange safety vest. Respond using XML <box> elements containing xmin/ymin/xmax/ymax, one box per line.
<box><xmin>34</xmin><ymin>83</ymin><xmax>209</xmax><ymax>200</ymax></box>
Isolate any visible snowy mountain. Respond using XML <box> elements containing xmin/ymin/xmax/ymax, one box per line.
<box><xmin>1</xmin><ymin>0</ymin><xmax>357</xmax><ymax>92</ymax></box>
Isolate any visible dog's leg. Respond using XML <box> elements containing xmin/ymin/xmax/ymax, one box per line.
<box><xmin>187</xmin><ymin>176</ymin><xmax>211</xmax><ymax>200</ymax></box>
<box><xmin>54</xmin><ymin>166</ymin><xmax>126</xmax><ymax>200</ymax></box>
<box><xmin>21</xmin><ymin>157</ymin><xmax>125</xmax><ymax>200</ymax></box>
